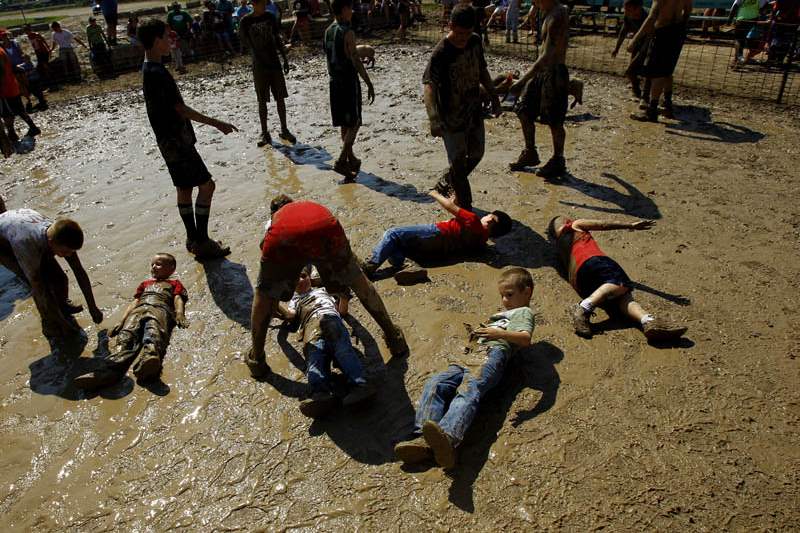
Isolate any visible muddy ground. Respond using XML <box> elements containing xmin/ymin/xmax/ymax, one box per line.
<box><xmin>1</xmin><ymin>44</ymin><xmax>799</xmax><ymax>531</ymax></box>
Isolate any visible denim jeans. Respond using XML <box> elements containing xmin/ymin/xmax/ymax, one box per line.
<box><xmin>305</xmin><ymin>315</ymin><xmax>366</xmax><ymax>393</ymax></box>
<box><xmin>439</xmin><ymin>120</ymin><xmax>486</xmax><ymax>210</ymax></box>
<box><xmin>413</xmin><ymin>346</ymin><xmax>508</xmax><ymax>444</ymax></box>
<box><xmin>369</xmin><ymin>224</ymin><xmax>442</xmax><ymax>268</ymax></box>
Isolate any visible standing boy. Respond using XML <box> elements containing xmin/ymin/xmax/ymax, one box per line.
<box><xmin>611</xmin><ymin>0</ymin><xmax>651</xmax><ymax>103</ymax></box>
<box><xmin>138</xmin><ymin>18</ymin><xmax>237</xmax><ymax>259</ymax></box>
<box><xmin>424</xmin><ymin>4</ymin><xmax>501</xmax><ymax>211</ymax></box>
<box><xmin>86</xmin><ymin>17</ymin><xmax>113</xmax><ymax>76</ymax></box>
<box><xmin>239</xmin><ymin>0</ymin><xmax>297</xmax><ymax>147</ymax></box>
<box><xmin>323</xmin><ymin>0</ymin><xmax>375</xmax><ymax>181</ymax></box>
<box><xmin>0</xmin><ymin>46</ymin><xmax>40</xmax><ymax>142</ymax></box>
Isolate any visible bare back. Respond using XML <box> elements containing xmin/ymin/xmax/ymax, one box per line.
<box><xmin>540</xmin><ymin>3</ymin><xmax>569</xmax><ymax>65</ymax></box>
<box><xmin>653</xmin><ymin>0</ymin><xmax>693</xmax><ymax>28</ymax></box>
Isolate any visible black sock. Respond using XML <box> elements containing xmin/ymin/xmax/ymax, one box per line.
<box><xmin>195</xmin><ymin>202</ymin><xmax>210</xmax><ymax>242</ymax></box>
<box><xmin>664</xmin><ymin>91</ymin><xmax>673</xmax><ymax>107</ymax></box>
<box><xmin>178</xmin><ymin>203</ymin><xmax>197</xmax><ymax>242</ymax></box>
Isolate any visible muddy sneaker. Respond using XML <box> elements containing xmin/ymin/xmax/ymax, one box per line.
<box><xmin>361</xmin><ymin>258</ymin><xmax>380</xmax><ymax>279</ymax></box>
<box><xmin>394</xmin><ymin>436</ymin><xmax>433</xmax><ymax>464</ymax></box>
<box><xmin>639</xmin><ymin>100</ymin><xmax>650</xmax><ymax>110</ymax></box>
<box><xmin>393</xmin><ymin>260</ymin><xmax>429</xmax><ymax>285</ymax></box>
<box><xmin>349</xmin><ymin>155</ymin><xmax>362</xmax><ymax>175</ymax></box>
<box><xmin>660</xmin><ymin>105</ymin><xmax>676</xmax><ymax>120</ymax></box>
<box><xmin>193</xmin><ymin>239</ymin><xmax>231</xmax><ymax>260</ymax></box>
<box><xmin>422</xmin><ymin>420</ymin><xmax>456</xmax><ymax>469</ymax></box>
<box><xmin>73</xmin><ymin>368</ymin><xmax>121</xmax><ymax>390</ymax></box>
<box><xmin>62</xmin><ymin>299</ymin><xmax>84</xmax><ymax>315</ymax></box>
<box><xmin>432</xmin><ymin>176</ymin><xmax>453</xmax><ymax>197</ymax></box>
<box><xmin>34</xmin><ymin>101</ymin><xmax>49</xmax><ymax>111</ymax></box>
<box><xmin>245</xmin><ymin>348</ymin><xmax>271</xmax><ymax>378</ymax></box>
<box><xmin>571</xmin><ymin>304</ymin><xmax>593</xmax><ymax>338</ymax></box>
<box><xmin>509</xmin><ymin>148</ymin><xmax>541</xmax><ymax>171</ymax></box>
<box><xmin>26</xmin><ymin>126</ymin><xmax>41</xmax><ymax>137</ymax></box>
<box><xmin>299</xmin><ymin>391</ymin><xmax>339</xmax><ymax>418</ymax></box>
<box><xmin>342</xmin><ymin>382</ymin><xmax>376</xmax><ymax>407</ymax></box>
<box><xmin>185</xmin><ymin>238</ymin><xmax>196</xmax><ymax>253</ymax></box>
<box><xmin>133</xmin><ymin>352</ymin><xmax>162</xmax><ymax>382</ymax></box>
<box><xmin>536</xmin><ymin>156</ymin><xmax>566</xmax><ymax>179</ymax></box>
<box><xmin>256</xmin><ymin>133</ymin><xmax>272</xmax><ymax>147</ymax></box>
<box><xmin>631</xmin><ymin>107</ymin><xmax>658</xmax><ymax>122</ymax></box>
<box><xmin>643</xmin><ymin>318</ymin><xmax>687</xmax><ymax>341</ymax></box>
<box><xmin>384</xmin><ymin>326</ymin><xmax>409</xmax><ymax>358</ymax></box>
<box><xmin>279</xmin><ymin>129</ymin><xmax>297</xmax><ymax>144</ymax></box>
<box><xmin>333</xmin><ymin>158</ymin><xmax>355</xmax><ymax>179</ymax></box>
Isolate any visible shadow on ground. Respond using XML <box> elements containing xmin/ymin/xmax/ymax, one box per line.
<box><xmin>665</xmin><ymin>105</ymin><xmax>765</xmax><ymax>144</ymax></box>
<box><xmin>554</xmin><ymin>172</ymin><xmax>662</xmax><ymax>219</ymax></box>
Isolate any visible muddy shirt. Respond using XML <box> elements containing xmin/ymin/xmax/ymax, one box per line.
<box><xmin>142</xmin><ymin>61</ymin><xmax>196</xmax><ymax>150</ymax></box>
<box><xmin>555</xmin><ymin>219</ymin><xmax>607</xmax><ymax>288</ymax></box>
<box><xmin>288</xmin><ymin>287</ymin><xmax>340</xmax><ymax>343</ymax></box>
<box><xmin>0</xmin><ymin>209</ymin><xmax>51</xmax><ymax>285</ymax></box>
<box><xmin>423</xmin><ymin>33</ymin><xmax>487</xmax><ymax>132</ymax></box>
<box><xmin>134</xmin><ymin>278</ymin><xmax>188</xmax><ymax>302</ymax></box>
<box><xmin>480</xmin><ymin>305</ymin><xmax>534</xmax><ymax>352</ymax></box>
<box><xmin>239</xmin><ymin>11</ymin><xmax>283</xmax><ymax>70</ymax></box>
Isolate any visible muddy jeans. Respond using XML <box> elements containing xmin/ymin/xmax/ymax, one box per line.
<box><xmin>369</xmin><ymin>224</ymin><xmax>443</xmax><ymax>267</ymax></box>
<box><xmin>437</xmin><ymin>121</ymin><xmax>486</xmax><ymax>210</ymax></box>
<box><xmin>413</xmin><ymin>345</ymin><xmax>508</xmax><ymax>444</ymax></box>
<box><xmin>107</xmin><ymin>317</ymin><xmax>169</xmax><ymax>373</ymax></box>
<box><xmin>304</xmin><ymin>315</ymin><xmax>366</xmax><ymax>393</ymax></box>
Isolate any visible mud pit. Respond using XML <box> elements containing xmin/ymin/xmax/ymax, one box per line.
<box><xmin>1</xmin><ymin>45</ymin><xmax>799</xmax><ymax>530</ymax></box>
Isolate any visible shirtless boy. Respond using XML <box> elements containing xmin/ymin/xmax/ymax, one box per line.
<box><xmin>508</xmin><ymin>0</ymin><xmax>570</xmax><ymax>179</ymax></box>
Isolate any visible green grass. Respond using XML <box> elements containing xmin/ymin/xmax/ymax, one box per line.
<box><xmin>0</xmin><ymin>15</ymin><xmax>60</xmax><ymax>28</ymax></box>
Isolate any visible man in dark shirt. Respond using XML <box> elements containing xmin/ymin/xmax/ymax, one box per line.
<box><xmin>240</xmin><ymin>0</ymin><xmax>296</xmax><ymax>147</ymax></box>
<box><xmin>138</xmin><ymin>18</ymin><xmax>237</xmax><ymax>260</ymax></box>
<box><xmin>423</xmin><ymin>4</ymin><xmax>501</xmax><ymax>210</ymax></box>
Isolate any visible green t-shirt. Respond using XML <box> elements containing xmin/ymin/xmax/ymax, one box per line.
<box><xmin>167</xmin><ymin>10</ymin><xmax>193</xmax><ymax>35</ymax></box>
<box><xmin>86</xmin><ymin>24</ymin><xmax>105</xmax><ymax>47</ymax></box>
<box><xmin>480</xmin><ymin>306</ymin><xmax>535</xmax><ymax>352</ymax></box>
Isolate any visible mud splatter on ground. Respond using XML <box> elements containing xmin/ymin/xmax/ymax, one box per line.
<box><xmin>1</xmin><ymin>44</ymin><xmax>799</xmax><ymax>530</ymax></box>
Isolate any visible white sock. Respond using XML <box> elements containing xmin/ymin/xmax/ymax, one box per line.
<box><xmin>641</xmin><ymin>314</ymin><xmax>655</xmax><ymax>325</ymax></box>
<box><xmin>579</xmin><ymin>299</ymin><xmax>595</xmax><ymax>313</ymax></box>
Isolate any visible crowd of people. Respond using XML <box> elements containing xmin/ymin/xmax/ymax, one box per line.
<box><xmin>1</xmin><ymin>0</ymin><xmax>694</xmax><ymax>471</ymax></box>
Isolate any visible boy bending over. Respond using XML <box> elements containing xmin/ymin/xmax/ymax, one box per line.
<box><xmin>74</xmin><ymin>253</ymin><xmax>189</xmax><ymax>388</ymax></box>
<box><xmin>395</xmin><ymin>267</ymin><xmax>534</xmax><ymax>469</ymax></box>
<box><xmin>548</xmin><ymin>216</ymin><xmax>687</xmax><ymax>340</ymax></box>
<box><xmin>362</xmin><ymin>190</ymin><xmax>512</xmax><ymax>284</ymax></box>
<box><xmin>278</xmin><ymin>267</ymin><xmax>375</xmax><ymax>418</ymax></box>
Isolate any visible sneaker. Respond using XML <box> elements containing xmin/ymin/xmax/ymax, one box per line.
<box><xmin>631</xmin><ymin>108</ymin><xmax>658</xmax><ymax>122</ymax></box>
<box><xmin>245</xmin><ymin>348</ymin><xmax>271</xmax><ymax>378</ymax></box>
<box><xmin>342</xmin><ymin>382</ymin><xmax>376</xmax><ymax>407</ymax></box>
<box><xmin>632</xmin><ymin>84</ymin><xmax>642</xmax><ymax>99</ymax></box>
<box><xmin>509</xmin><ymin>148</ymin><xmax>541</xmax><ymax>171</ymax></box>
<box><xmin>26</xmin><ymin>126</ymin><xmax>42</xmax><ymax>137</ymax></box>
<box><xmin>256</xmin><ymin>133</ymin><xmax>272</xmax><ymax>147</ymax></box>
<box><xmin>133</xmin><ymin>352</ymin><xmax>162</xmax><ymax>382</ymax></box>
<box><xmin>422</xmin><ymin>420</ymin><xmax>456</xmax><ymax>469</ymax></box>
<box><xmin>361</xmin><ymin>258</ymin><xmax>380</xmax><ymax>279</ymax></box>
<box><xmin>393</xmin><ymin>260</ymin><xmax>429</xmax><ymax>285</ymax></box>
<box><xmin>333</xmin><ymin>158</ymin><xmax>354</xmax><ymax>179</ymax></box>
<box><xmin>193</xmin><ymin>239</ymin><xmax>231</xmax><ymax>260</ymax></box>
<box><xmin>279</xmin><ymin>129</ymin><xmax>297</xmax><ymax>144</ymax></box>
<box><xmin>571</xmin><ymin>304</ymin><xmax>593</xmax><ymax>338</ymax></box>
<box><xmin>536</xmin><ymin>156</ymin><xmax>566</xmax><ymax>179</ymax></box>
<box><xmin>643</xmin><ymin>318</ymin><xmax>687</xmax><ymax>341</ymax></box>
<box><xmin>394</xmin><ymin>436</ymin><xmax>433</xmax><ymax>464</ymax></box>
<box><xmin>349</xmin><ymin>155</ymin><xmax>362</xmax><ymax>175</ymax></box>
<box><xmin>73</xmin><ymin>368</ymin><xmax>121</xmax><ymax>389</ymax></box>
<box><xmin>660</xmin><ymin>105</ymin><xmax>675</xmax><ymax>120</ymax></box>
<box><xmin>299</xmin><ymin>391</ymin><xmax>339</xmax><ymax>418</ymax></box>
<box><xmin>185</xmin><ymin>238</ymin><xmax>196</xmax><ymax>254</ymax></box>
<box><xmin>639</xmin><ymin>100</ymin><xmax>650</xmax><ymax>110</ymax></box>
<box><xmin>383</xmin><ymin>326</ymin><xmax>409</xmax><ymax>358</ymax></box>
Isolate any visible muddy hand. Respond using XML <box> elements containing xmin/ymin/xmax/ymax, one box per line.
<box><xmin>176</xmin><ymin>316</ymin><xmax>190</xmax><ymax>328</ymax></box>
<box><xmin>214</xmin><ymin>120</ymin><xmax>238</xmax><ymax>135</ymax></box>
<box><xmin>632</xmin><ymin>220</ymin><xmax>655</xmax><ymax>230</ymax></box>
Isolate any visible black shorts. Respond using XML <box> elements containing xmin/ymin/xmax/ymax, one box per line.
<box><xmin>35</xmin><ymin>51</ymin><xmax>50</xmax><ymax>65</ymax></box>
<box><xmin>0</xmin><ymin>96</ymin><xmax>25</xmax><ymax>118</ymax></box>
<box><xmin>158</xmin><ymin>141</ymin><xmax>213</xmax><ymax>189</ymax></box>
<box><xmin>626</xmin><ymin>35</ymin><xmax>651</xmax><ymax>77</ymax></box>
<box><xmin>644</xmin><ymin>23</ymin><xmax>686</xmax><ymax>78</ymax></box>
<box><xmin>330</xmin><ymin>77</ymin><xmax>361</xmax><ymax>128</ymax></box>
<box><xmin>575</xmin><ymin>256</ymin><xmax>632</xmax><ymax>299</ymax></box>
<box><xmin>515</xmin><ymin>64</ymin><xmax>569</xmax><ymax>126</ymax></box>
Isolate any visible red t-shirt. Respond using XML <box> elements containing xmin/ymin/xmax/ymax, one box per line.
<box><xmin>0</xmin><ymin>48</ymin><xmax>20</xmax><ymax>99</ymax></box>
<box><xmin>435</xmin><ymin>208</ymin><xmax>488</xmax><ymax>247</ymax></box>
<box><xmin>261</xmin><ymin>201</ymin><xmax>346</xmax><ymax>261</ymax></box>
<box><xmin>563</xmin><ymin>219</ymin><xmax>606</xmax><ymax>275</ymax></box>
<box><xmin>134</xmin><ymin>278</ymin><xmax>188</xmax><ymax>300</ymax></box>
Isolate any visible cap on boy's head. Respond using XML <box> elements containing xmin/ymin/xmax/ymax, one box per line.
<box><xmin>155</xmin><ymin>252</ymin><xmax>177</xmax><ymax>267</ymax></box>
<box><xmin>137</xmin><ymin>18</ymin><xmax>167</xmax><ymax>50</ymax></box>
<box><xmin>499</xmin><ymin>267</ymin><xmax>534</xmax><ymax>291</ymax></box>
<box><xmin>332</xmin><ymin>0</ymin><xmax>353</xmax><ymax>16</ymax></box>
<box><xmin>89</xmin><ymin>16</ymin><xmax>96</xmax><ymax>22</ymax></box>
<box><xmin>450</xmin><ymin>4</ymin><xmax>476</xmax><ymax>30</ymax></box>
<box><xmin>270</xmin><ymin>194</ymin><xmax>294</xmax><ymax>215</ymax></box>
<box><xmin>50</xmin><ymin>219</ymin><xmax>84</xmax><ymax>250</ymax></box>
<box><xmin>489</xmin><ymin>210</ymin><xmax>512</xmax><ymax>238</ymax></box>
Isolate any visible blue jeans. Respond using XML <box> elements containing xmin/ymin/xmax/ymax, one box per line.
<box><xmin>413</xmin><ymin>346</ymin><xmax>508</xmax><ymax>444</ymax></box>
<box><xmin>369</xmin><ymin>224</ymin><xmax>442</xmax><ymax>268</ymax></box>
<box><xmin>305</xmin><ymin>315</ymin><xmax>366</xmax><ymax>393</ymax></box>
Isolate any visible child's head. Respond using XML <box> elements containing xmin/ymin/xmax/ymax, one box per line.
<box><xmin>295</xmin><ymin>265</ymin><xmax>313</xmax><ymax>293</ymax></box>
<box><xmin>151</xmin><ymin>253</ymin><xmax>177</xmax><ymax>279</ymax></box>
<box><xmin>47</xmin><ymin>219</ymin><xmax>84</xmax><ymax>257</ymax></box>
<box><xmin>171</xmin><ymin>1</ymin><xmax>182</xmax><ymax>11</ymax></box>
<box><xmin>88</xmin><ymin>16</ymin><xmax>98</xmax><ymax>25</ymax></box>
<box><xmin>497</xmin><ymin>267</ymin><xmax>533</xmax><ymax>310</ymax></box>
<box><xmin>51</xmin><ymin>21</ymin><xmax>62</xmax><ymax>32</ymax></box>
<box><xmin>332</xmin><ymin>0</ymin><xmax>353</xmax><ymax>20</ymax></box>
<box><xmin>270</xmin><ymin>194</ymin><xmax>294</xmax><ymax>215</ymax></box>
<box><xmin>448</xmin><ymin>4</ymin><xmax>476</xmax><ymax>48</ymax></box>
<box><xmin>481</xmin><ymin>210</ymin><xmax>512</xmax><ymax>239</ymax></box>
<box><xmin>137</xmin><ymin>18</ymin><xmax>169</xmax><ymax>54</ymax></box>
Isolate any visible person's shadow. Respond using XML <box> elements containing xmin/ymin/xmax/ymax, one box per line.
<box><xmin>446</xmin><ymin>340</ymin><xmax>564</xmax><ymax>513</ymax></box>
<box><xmin>665</xmin><ymin>105</ymin><xmax>765</xmax><ymax>144</ymax></box>
<box><xmin>355</xmin><ymin>172</ymin><xmax>436</xmax><ymax>204</ymax></box>
<box><xmin>202</xmin><ymin>258</ymin><xmax>253</xmax><ymax>329</ymax></box>
<box><xmin>273</xmin><ymin>142</ymin><xmax>334</xmax><ymax>171</ymax></box>
<box><xmin>0</xmin><ymin>266</ymin><xmax>30</xmax><ymax>322</ymax></box>
<box><xmin>553</xmin><ymin>172</ymin><xmax>662</xmax><ymax>219</ymax></box>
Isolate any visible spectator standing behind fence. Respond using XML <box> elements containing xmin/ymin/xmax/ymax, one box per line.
<box><xmin>168</xmin><ymin>29</ymin><xmax>186</xmax><ymax>73</ymax></box>
<box><xmin>24</xmin><ymin>25</ymin><xmax>52</xmax><ymax>84</ymax></box>
<box><xmin>506</xmin><ymin>0</ymin><xmax>520</xmax><ymax>42</ymax></box>
<box><xmin>612</xmin><ymin>0</ymin><xmax>651</xmax><ymax>104</ymax></box>
<box><xmin>51</xmin><ymin>21</ymin><xmax>87</xmax><ymax>83</ymax></box>
<box><xmin>128</xmin><ymin>15</ymin><xmax>140</xmax><ymax>46</ymax></box>
<box><xmin>100</xmin><ymin>0</ymin><xmax>119</xmax><ymax>45</ymax></box>
<box><xmin>87</xmin><ymin>17</ymin><xmax>114</xmax><ymax>77</ymax></box>
<box><xmin>728</xmin><ymin>0</ymin><xmax>768</xmax><ymax>65</ymax></box>
<box><xmin>167</xmin><ymin>2</ymin><xmax>194</xmax><ymax>58</ymax></box>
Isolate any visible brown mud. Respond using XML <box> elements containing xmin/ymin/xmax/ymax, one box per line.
<box><xmin>1</xmin><ymin>44</ymin><xmax>799</xmax><ymax>530</ymax></box>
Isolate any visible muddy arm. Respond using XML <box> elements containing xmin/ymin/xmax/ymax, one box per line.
<box><xmin>174</xmin><ymin>294</ymin><xmax>188</xmax><ymax>328</ymax></box>
<box><xmin>429</xmin><ymin>189</ymin><xmax>460</xmax><ymax>216</ymax></box>
<box><xmin>474</xmin><ymin>327</ymin><xmax>531</xmax><ymax>347</ymax></box>
<box><xmin>250</xmin><ymin>289</ymin><xmax>278</xmax><ymax>360</ymax></box>
<box><xmin>571</xmin><ymin>219</ymin><xmax>655</xmax><ymax>232</ymax></box>
<box><xmin>64</xmin><ymin>253</ymin><xmax>103</xmax><ymax>323</ymax></box>
<box><xmin>111</xmin><ymin>298</ymin><xmax>139</xmax><ymax>336</ymax></box>
<box><xmin>423</xmin><ymin>83</ymin><xmax>443</xmax><ymax>136</ymax></box>
<box><xmin>175</xmin><ymin>102</ymin><xmax>237</xmax><ymax>134</ymax></box>
<box><xmin>630</xmin><ymin>0</ymin><xmax>659</xmax><ymax>49</ymax></box>
<box><xmin>344</xmin><ymin>30</ymin><xmax>374</xmax><ymax>103</ymax></box>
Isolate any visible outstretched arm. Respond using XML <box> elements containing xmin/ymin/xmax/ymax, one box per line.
<box><xmin>175</xmin><ymin>102</ymin><xmax>238</xmax><ymax>134</ymax></box>
<box><xmin>571</xmin><ymin>219</ymin><xmax>655</xmax><ymax>232</ymax></box>
<box><xmin>64</xmin><ymin>253</ymin><xmax>103</xmax><ymax>323</ymax></box>
<box><xmin>110</xmin><ymin>298</ymin><xmax>138</xmax><ymax>336</ymax></box>
<box><xmin>612</xmin><ymin>18</ymin><xmax>629</xmax><ymax>55</ymax></box>
<box><xmin>429</xmin><ymin>189</ymin><xmax>461</xmax><ymax>216</ymax></box>
<box><xmin>174</xmin><ymin>294</ymin><xmax>188</xmax><ymax>328</ymax></box>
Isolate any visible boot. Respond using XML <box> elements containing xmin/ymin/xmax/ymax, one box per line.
<box><xmin>509</xmin><ymin>148</ymin><xmax>541</xmax><ymax>171</ymax></box>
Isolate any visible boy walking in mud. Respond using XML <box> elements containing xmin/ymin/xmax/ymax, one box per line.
<box><xmin>611</xmin><ymin>0</ymin><xmax>651</xmax><ymax>103</ymax></box>
<box><xmin>361</xmin><ymin>189</ymin><xmax>512</xmax><ymax>284</ymax></box>
<box><xmin>547</xmin><ymin>215</ymin><xmax>687</xmax><ymax>341</ymax></box>
<box><xmin>0</xmin><ymin>209</ymin><xmax>103</xmax><ymax>339</ymax></box>
<box><xmin>239</xmin><ymin>0</ymin><xmax>296</xmax><ymax>147</ymax></box>
<box><xmin>138</xmin><ymin>18</ymin><xmax>238</xmax><ymax>260</ymax></box>
<box><xmin>424</xmin><ymin>4</ymin><xmax>501</xmax><ymax>210</ymax></box>
<box><xmin>324</xmin><ymin>0</ymin><xmax>375</xmax><ymax>181</ymax></box>
<box><xmin>277</xmin><ymin>266</ymin><xmax>375</xmax><ymax>418</ymax></box>
<box><xmin>508</xmin><ymin>0</ymin><xmax>570</xmax><ymax>179</ymax></box>
<box><xmin>247</xmin><ymin>197</ymin><xmax>408</xmax><ymax>378</ymax></box>
<box><xmin>394</xmin><ymin>267</ymin><xmax>534</xmax><ymax>469</ymax></box>
<box><xmin>73</xmin><ymin>253</ymin><xmax>190</xmax><ymax>388</ymax></box>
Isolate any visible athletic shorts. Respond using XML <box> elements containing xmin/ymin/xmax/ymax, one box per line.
<box><xmin>158</xmin><ymin>141</ymin><xmax>213</xmax><ymax>189</ymax></box>
<box><xmin>0</xmin><ymin>96</ymin><xmax>25</xmax><ymax>119</ymax></box>
<box><xmin>574</xmin><ymin>255</ymin><xmax>632</xmax><ymax>299</ymax></box>
<box><xmin>329</xmin><ymin>76</ymin><xmax>362</xmax><ymax>128</ymax></box>
<box><xmin>254</xmin><ymin>66</ymin><xmax>288</xmax><ymax>102</ymax></box>
<box><xmin>516</xmin><ymin>63</ymin><xmax>569</xmax><ymax>126</ymax></box>
<box><xmin>644</xmin><ymin>23</ymin><xmax>686</xmax><ymax>78</ymax></box>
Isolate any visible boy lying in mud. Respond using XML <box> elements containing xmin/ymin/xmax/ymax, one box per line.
<box><xmin>73</xmin><ymin>253</ymin><xmax>189</xmax><ymax>389</ymax></box>
<box><xmin>361</xmin><ymin>190</ymin><xmax>512</xmax><ymax>284</ymax></box>
<box><xmin>548</xmin><ymin>216</ymin><xmax>687</xmax><ymax>341</ymax></box>
<box><xmin>394</xmin><ymin>267</ymin><xmax>534</xmax><ymax>469</ymax></box>
<box><xmin>277</xmin><ymin>266</ymin><xmax>376</xmax><ymax>418</ymax></box>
